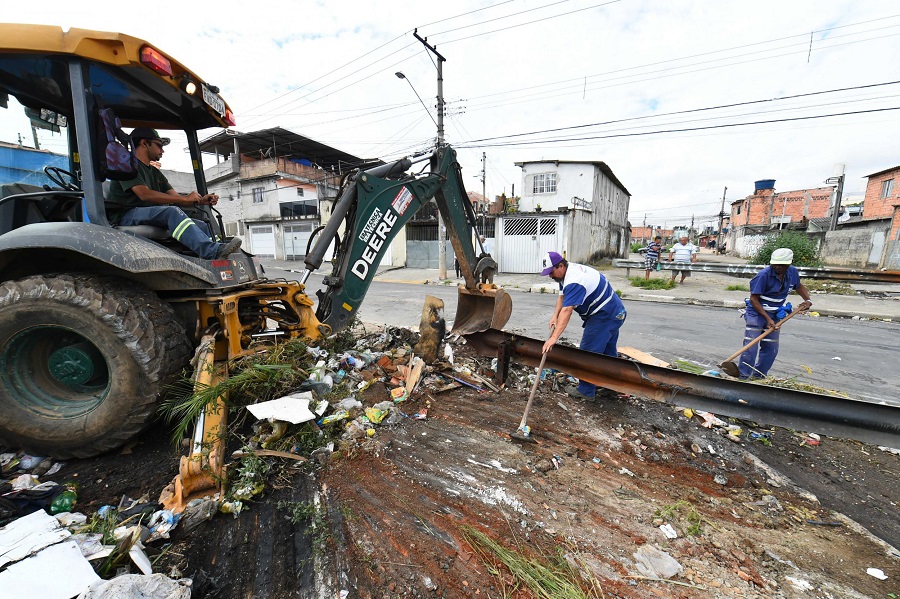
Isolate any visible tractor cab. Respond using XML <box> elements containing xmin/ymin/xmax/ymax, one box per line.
<box><xmin>0</xmin><ymin>25</ymin><xmax>257</xmax><ymax>288</ymax></box>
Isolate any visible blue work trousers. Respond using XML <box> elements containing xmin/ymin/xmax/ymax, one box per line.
<box><xmin>119</xmin><ymin>206</ymin><xmax>219</xmax><ymax>259</ymax></box>
<box><xmin>738</xmin><ymin>313</ymin><xmax>781</xmax><ymax>379</ymax></box>
<box><xmin>576</xmin><ymin>310</ymin><xmax>626</xmax><ymax>397</ymax></box>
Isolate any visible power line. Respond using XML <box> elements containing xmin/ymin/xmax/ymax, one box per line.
<box><xmin>456</xmin><ymin>14</ymin><xmax>900</xmax><ymax>105</ymax></box>
<box><xmin>416</xmin><ymin>0</ymin><xmax>518</xmax><ymax>28</ymax></box>
<box><xmin>239</xmin><ymin>11</ymin><xmax>899</xmax><ymax>133</ymax></box>
<box><xmin>427</xmin><ymin>0</ymin><xmax>578</xmax><ymax>37</ymax></box>
<box><xmin>435</xmin><ymin>0</ymin><xmax>624</xmax><ymax>45</ymax></box>
<box><xmin>461</xmin><ymin>80</ymin><xmax>900</xmax><ymax>144</ymax></box>
<box><xmin>459</xmin><ymin>30</ymin><xmax>900</xmax><ymax>115</ymax></box>
<box><xmin>456</xmin><ymin>106</ymin><xmax>900</xmax><ymax>149</ymax></box>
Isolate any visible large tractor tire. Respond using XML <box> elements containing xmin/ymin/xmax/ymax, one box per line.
<box><xmin>0</xmin><ymin>274</ymin><xmax>191</xmax><ymax>458</ymax></box>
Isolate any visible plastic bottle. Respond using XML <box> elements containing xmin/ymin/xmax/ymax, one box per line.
<box><xmin>50</xmin><ymin>484</ymin><xmax>77</xmax><ymax>514</ymax></box>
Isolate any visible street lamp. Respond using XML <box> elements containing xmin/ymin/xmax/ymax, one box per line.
<box><xmin>395</xmin><ymin>72</ymin><xmax>438</xmax><ymax>130</ymax></box>
<box><xmin>825</xmin><ymin>174</ymin><xmax>845</xmax><ymax>232</ymax></box>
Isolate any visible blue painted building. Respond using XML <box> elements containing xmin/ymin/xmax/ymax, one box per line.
<box><xmin>0</xmin><ymin>141</ymin><xmax>67</xmax><ymax>187</ymax></box>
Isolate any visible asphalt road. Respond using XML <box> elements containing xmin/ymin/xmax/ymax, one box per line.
<box><xmin>300</xmin><ymin>273</ymin><xmax>899</xmax><ymax>406</ymax></box>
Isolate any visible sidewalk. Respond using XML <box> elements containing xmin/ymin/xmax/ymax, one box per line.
<box><xmin>259</xmin><ymin>253</ymin><xmax>900</xmax><ymax>321</ymax></box>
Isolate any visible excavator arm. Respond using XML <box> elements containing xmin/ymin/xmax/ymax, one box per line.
<box><xmin>162</xmin><ymin>145</ymin><xmax>511</xmax><ymax>512</ymax></box>
<box><xmin>303</xmin><ymin>145</ymin><xmax>511</xmax><ymax>335</ymax></box>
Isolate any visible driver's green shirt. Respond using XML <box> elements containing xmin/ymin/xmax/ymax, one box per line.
<box><xmin>104</xmin><ymin>161</ymin><xmax>173</xmax><ymax>224</ymax></box>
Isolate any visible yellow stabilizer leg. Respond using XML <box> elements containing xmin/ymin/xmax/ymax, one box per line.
<box><xmin>160</xmin><ymin>335</ymin><xmax>228</xmax><ymax>513</ymax></box>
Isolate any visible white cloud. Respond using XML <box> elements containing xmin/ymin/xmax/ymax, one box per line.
<box><xmin>3</xmin><ymin>0</ymin><xmax>898</xmax><ymax>229</ymax></box>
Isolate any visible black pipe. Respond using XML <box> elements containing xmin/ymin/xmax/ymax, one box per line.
<box><xmin>465</xmin><ymin>329</ymin><xmax>900</xmax><ymax>447</ymax></box>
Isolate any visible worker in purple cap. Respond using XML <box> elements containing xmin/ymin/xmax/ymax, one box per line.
<box><xmin>539</xmin><ymin>251</ymin><xmax>627</xmax><ymax>400</ymax></box>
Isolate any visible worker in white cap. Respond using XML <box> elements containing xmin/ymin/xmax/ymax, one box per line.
<box><xmin>737</xmin><ymin>248</ymin><xmax>813</xmax><ymax>379</ymax></box>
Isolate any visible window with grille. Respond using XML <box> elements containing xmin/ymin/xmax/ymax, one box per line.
<box><xmin>532</xmin><ymin>173</ymin><xmax>557</xmax><ymax>194</ymax></box>
<box><xmin>252</xmin><ymin>187</ymin><xmax>264</xmax><ymax>203</ymax></box>
<box><xmin>225</xmin><ymin>222</ymin><xmax>238</xmax><ymax>237</ymax></box>
<box><xmin>882</xmin><ymin>179</ymin><xmax>894</xmax><ymax>198</ymax></box>
<box><xmin>296</xmin><ymin>187</ymin><xmax>305</xmax><ymax>197</ymax></box>
<box><xmin>539</xmin><ymin>219</ymin><xmax>557</xmax><ymax>235</ymax></box>
<box><xmin>504</xmin><ymin>218</ymin><xmax>539</xmax><ymax>236</ymax></box>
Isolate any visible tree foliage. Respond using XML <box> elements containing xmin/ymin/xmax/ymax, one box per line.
<box><xmin>749</xmin><ymin>231</ymin><xmax>820</xmax><ymax>266</ymax></box>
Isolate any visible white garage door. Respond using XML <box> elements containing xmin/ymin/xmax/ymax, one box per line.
<box><xmin>283</xmin><ymin>223</ymin><xmax>315</xmax><ymax>260</ymax></box>
<box><xmin>249</xmin><ymin>225</ymin><xmax>276</xmax><ymax>258</ymax></box>
<box><xmin>497</xmin><ymin>215</ymin><xmax>562</xmax><ymax>273</ymax></box>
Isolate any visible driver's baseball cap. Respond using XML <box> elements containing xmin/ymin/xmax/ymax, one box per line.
<box><xmin>540</xmin><ymin>251</ymin><xmax>564</xmax><ymax>276</ymax></box>
<box><xmin>130</xmin><ymin>127</ymin><xmax>170</xmax><ymax>146</ymax></box>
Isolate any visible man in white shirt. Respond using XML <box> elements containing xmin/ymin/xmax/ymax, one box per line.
<box><xmin>667</xmin><ymin>236</ymin><xmax>697</xmax><ymax>284</ymax></box>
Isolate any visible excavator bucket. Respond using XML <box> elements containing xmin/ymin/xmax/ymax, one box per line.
<box><xmin>451</xmin><ymin>285</ymin><xmax>513</xmax><ymax>335</ymax></box>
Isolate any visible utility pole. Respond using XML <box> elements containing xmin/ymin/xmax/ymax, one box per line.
<box><xmin>413</xmin><ymin>29</ymin><xmax>448</xmax><ymax>278</ymax></box>
<box><xmin>31</xmin><ymin>126</ymin><xmax>41</xmax><ymax>150</ymax></box>
<box><xmin>643</xmin><ymin>214</ymin><xmax>647</xmax><ymax>243</ymax></box>
<box><xmin>481</xmin><ymin>152</ymin><xmax>487</xmax><ymax>237</ymax></box>
<box><xmin>717</xmin><ymin>186</ymin><xmax>727</xmax><ymax>251</ymax></box>
<box><xmin>827</xmin><ymin>169</ymin><xmax>846</xmax><ymax>232</ymax></box>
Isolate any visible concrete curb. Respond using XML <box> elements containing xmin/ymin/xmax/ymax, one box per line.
<box><xmin>617</xmin><ymin>292</ymin><xmax>895</xmax><ymax>321</ymax></box>
<box><xmin>358</xmin><ymin>268</ymin><xmax>900</xmax><ymax>323</ymax></box>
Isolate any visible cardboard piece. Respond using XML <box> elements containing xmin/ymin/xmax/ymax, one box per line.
<box><xmin>246</xmin><ymin>392</ymin><xmax>316</xmax><ymax>424</ymax></box>
<box><xmin>0</xmin><ymin>510</ymin><xmax>71</xmax><ymax>568</ymax></box>
<box><xmin>0</xmin><ymin>540</ymin><xmax>99</xmax><ymax>598</ymax></box>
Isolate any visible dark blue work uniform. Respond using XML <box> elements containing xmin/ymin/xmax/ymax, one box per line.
<box><xmin>738</xmin><ymin>265</ymin><xmax>800</xmax><ymax>379</ymax></box>
<box><xmin>558</xmin><ymin>263</ymin><xmax>627</xmax><ymax>397</ymax></box>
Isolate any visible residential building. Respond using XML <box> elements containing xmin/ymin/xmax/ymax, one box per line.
<box><xmin>726</xmin><ymin>179</ymin><xmax>835</xmax><ymax>257</ymax></box>
<box><xmin>492</xmin><ymin>160</ymin><xmax>630</xmax><ymax>273</ymax></box>
<box><xmin>862</xmin><ymin>165</ymin><xmax>899</xmax><ymax>220</ymax></box>
<box><xmin>729</xmin><ymin>180</ymin><xmax>833</xmax><ymax>229</ymax></box>
<box><xmin>198</xmin><ymin>127</ymin><xmax>375</xmax><ymax>261</ymax></box>
<box><xmin>630</xmin><ymin>226</ymin><xmax>675</xmax><ymax>244</ymax></box>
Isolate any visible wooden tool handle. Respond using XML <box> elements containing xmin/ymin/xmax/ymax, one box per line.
<box><xmin>721</xmin><ymin>309</ymin><xmax>803</xmax><ymax>364</ymax></box>
<box><xmin>517</xmin><ymin>325</ymin><xmax>555</xmax><ymax>430</ymax></box>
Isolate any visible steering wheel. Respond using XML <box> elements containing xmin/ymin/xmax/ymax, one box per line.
<box><xmin>44</xmin><ymin>166</ymin><xmax>81</xmax><ymax>191</ymax></box>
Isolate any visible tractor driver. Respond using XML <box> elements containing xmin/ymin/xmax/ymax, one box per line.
<box><xmin>104</xmin><ymin>127</ymin><xmax>241</xmax><ymax>260</ymax></box>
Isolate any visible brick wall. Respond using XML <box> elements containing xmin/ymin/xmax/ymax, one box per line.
<box><xmin>883</xmin><ymin>203</ymin><xmax>900</xmax><ymax>269</ymax></box>
<box><xmin>862</xmin><ymin>167</ymin><xmax>900</xmax><ymax>220</ymax></box>
<box><xmin>630</xmin><ymin>226</ymin><xmax>674</xmax><ymax>242</ymax></box>
<box><xmin>730</xmin><ymin>186</ymin><xmax>832</xmax><ymax>226</ymax></box>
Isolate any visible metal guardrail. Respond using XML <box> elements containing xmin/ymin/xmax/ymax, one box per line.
<box><xmin>465</xmin><ymin>329</ymin><xmax>900</xmax><ymax>447</ymax></box>
<box><xmin>614</xmin><ymin>260</ymin><xmax>900</xmax><ymax>283</ymax></box>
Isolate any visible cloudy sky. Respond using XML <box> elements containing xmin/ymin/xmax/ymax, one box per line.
<box><xmin>4</xmin><ymin>1</ymin><xmax>899</xmax><ymax>230</ymax></box>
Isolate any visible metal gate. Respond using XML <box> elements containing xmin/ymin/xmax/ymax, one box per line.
<box><xmin>248</xmin><ymin>225</ymin><xmax>276</xmax><ymax>258</ymax></box>
<box><xmin>497</xmin><ymin>215</ymin><xmax>563</xmax><ymax>273</ymax></box>
<box><xmin>283</xmin><ymin>222</ymin><xmax>316</xmax><ymax>260</ymax></box>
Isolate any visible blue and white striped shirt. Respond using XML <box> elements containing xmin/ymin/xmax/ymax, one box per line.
<box><xmin>559</xmin><ymin>263</ymin><xmax>624</xmax><ymax>320</ymax></box>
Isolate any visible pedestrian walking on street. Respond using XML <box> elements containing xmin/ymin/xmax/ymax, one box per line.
<box><xmin>668</xmin><ymin>236</ymin><xmax>697</xmax><ymax>284</ymax></box>
<box><xmin>539</xmin><ymin>251</ymin><xmax>627</xmax><ymax>400</ymax></box>
<box><xmin>642</xmin><ymin>235</ymin><xmax>662</xmax><ymax>280</ymax></box>
<box><xmin>737</xmin><ymin>248</ymin><xmax>813</xmax><ymax>379</ymax></box>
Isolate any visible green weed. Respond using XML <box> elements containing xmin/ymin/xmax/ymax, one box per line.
<box><xmin>628</xmin><ymin>277</ymin><xmax>676</xmax><ymax>290</ymax></box>
<box><xmin>278</xmin><ymin>500</ymin><xmax>330</xmax><ymax>546</ymax></box>
<box><xmin>655</xmin><ymin>500</ymin><xmax>707</xmax><ymax>536</ymax></box>
<box><xmin>463</xmin><ymin>526</ymin><xmax>602</xmax><ymax>599</ymax></box>
<box><xmin>725</xmin><ymin>284</ymin><xmax>749</xmax><ymax>291</ymax></box>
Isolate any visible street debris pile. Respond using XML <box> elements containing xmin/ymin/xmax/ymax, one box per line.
<box><xmin>1</xmin><ymin>323</ymin><xmax>898</xmax><ymax>598</ymax></box>
<box><xmin>672</xmin><ymin>358</ymin><xmax>851</xmax><ymax>397</ymax></box>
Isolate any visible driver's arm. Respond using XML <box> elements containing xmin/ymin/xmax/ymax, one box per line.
<box><xmin>131</xmin><ymin>184</ymin><xmax>197</xmax><ymax>208</ymax></box>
